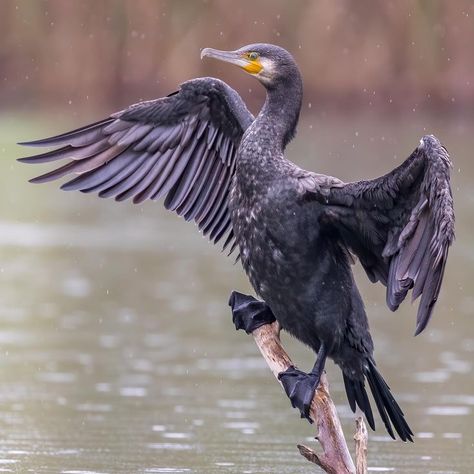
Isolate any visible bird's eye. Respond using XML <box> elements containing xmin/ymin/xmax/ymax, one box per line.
<box><xmin>248</xmin><ymin>52</ymin><xmax>259</xmax><ymax>60</ymax></box>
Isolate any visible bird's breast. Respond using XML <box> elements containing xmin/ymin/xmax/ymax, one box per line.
<box><xmin>229</xmin><ymin>174</ymin><xmax>318</xmax><ymax>299</ymax></box>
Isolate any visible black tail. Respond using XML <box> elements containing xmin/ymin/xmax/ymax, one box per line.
<box><xmin>343</xmin><ymin>360</ymin><xmax>414</xmax><ymax>442</ymax></box>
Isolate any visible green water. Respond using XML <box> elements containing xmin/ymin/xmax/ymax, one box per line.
<box><xmin>0</xmin><ymin>114</ymin><xmax>472</xmax><ymax>473</ymax></box>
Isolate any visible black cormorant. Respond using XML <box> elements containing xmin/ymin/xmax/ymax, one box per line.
<box><xmin>19</xmin><ymin>43</ymin><xmax>454</xmax><ymax>442</ymax></box>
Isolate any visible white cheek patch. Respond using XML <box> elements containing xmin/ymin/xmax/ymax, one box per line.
<box><xmin>259</xmin><ymin>57</ymin><xmax>276</xmax><ymax>74</ymax></box>
<box><xmin>257</xmin><ymin>57</ymin><xmax>276</xmax><ymax>82</ymax></box>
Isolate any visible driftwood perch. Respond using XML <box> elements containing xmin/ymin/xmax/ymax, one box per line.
<box><xmin>354</xmin><ymin>417</ymin><xmax>368</xmax><ymax>474</ymax></box>
<box><xmin>249</xmin><ymin>320</ymin><xmax>368</xmax><ymax>473</ymax></box>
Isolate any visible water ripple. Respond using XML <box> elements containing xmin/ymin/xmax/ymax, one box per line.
<box><xmin>426</xmin><ymin>406</ymin><xmax>471</xmax><ymax>416</ymax></box>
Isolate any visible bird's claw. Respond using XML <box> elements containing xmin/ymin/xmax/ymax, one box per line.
<box><xmin>229</xmin><ymin>291</ymin><xmax>276</xmax><ymax>334</ymax></box>
<box><xmin>278</xmin><ymin>366</ymin><xmax>322</xmax><ymax>423</ymax></box>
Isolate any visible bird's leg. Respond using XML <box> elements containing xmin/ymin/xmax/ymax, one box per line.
<box><xmin>278</xmin><ymin>343</ymin><xmax>328</xmax><ymax>422</ymax></box>
<box><xmin>229</xmin><ymin>291</ymin><xmax>276</xmax><ymax>334</ymax></box>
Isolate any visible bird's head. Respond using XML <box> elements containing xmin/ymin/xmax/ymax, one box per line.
<box><xmin>201</xmin><ymin>43</ymin><xmax>299</xmax><ymax>89</ymax></box>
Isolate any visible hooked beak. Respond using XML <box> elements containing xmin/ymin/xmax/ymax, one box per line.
<box><xmin>201</xmin><ymin>48</ymin><xmax>262</xmax><ymax>74</ymax></box>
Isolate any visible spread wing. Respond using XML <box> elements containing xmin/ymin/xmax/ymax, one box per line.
<box><xmin>19</xmin><ymin>77</ymin><xmax>254</xmax><ymax>250</ymax></box>
<box><xmin>308</xmin><ymin>135</ymin><xmax>454</xmax><ymax>335</ymax></box>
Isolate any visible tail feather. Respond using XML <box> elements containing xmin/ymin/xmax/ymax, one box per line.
<box><xmin>365</xmin><ymin>368</ymin><xmax>395</xmax><ymax>439</ymax></box>
<box><xmin>343</xmin><ymin>360</ymin><xmax>413</xmax><ymax>442</ymax></box>
<box><xmin>343</xmin><ymin>373</ymin><xmax>357</xmax><ymax>412</ymax></box>
<box><xmin>367</xmin><ymin>360</ymin><xmax>414</xmax><ymax>441</ymax></box>
<box><xmin>353</xmin><ymin>378</ymin><xmax>375</xmax><ymax>431</ymax></box>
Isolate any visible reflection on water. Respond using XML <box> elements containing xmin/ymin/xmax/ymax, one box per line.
<box><xmin>0</xmin><ymin>115</ymin><xmax>472</xmax><ymax>473</ymax></box>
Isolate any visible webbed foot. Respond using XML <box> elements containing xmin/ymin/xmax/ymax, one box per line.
<box><xmin>229</xmin><ymin>291</ymin><xmax>276</xmax><ymax>334</ymax></box>
<box><xmin>278</xmin><ymin>366</ymin><xmax>323</xmax><ymax>422</ymax></box>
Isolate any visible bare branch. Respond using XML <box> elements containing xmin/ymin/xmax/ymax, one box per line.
<box><xmin>354</xmin><ymin>416</ymin><xmax>368</xmax><ymax>474</ymax></box>
<box><xmin>250</xmin><ymin>321</ymin><xmax>356</xmax><ymax>473</ymax></box>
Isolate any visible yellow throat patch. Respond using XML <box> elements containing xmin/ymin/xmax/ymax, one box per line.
<box><xmin>242</xmin><ymin>59</ymin><xmax>263</xmax><ymax>74</ymax></box>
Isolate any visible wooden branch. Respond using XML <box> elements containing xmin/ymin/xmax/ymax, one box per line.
<box><xmin>354</xmin><ymin>417</ymin><xmax>368</xmax><ymax>474</ymax></box>
<box><xmin>250</xmin><ymin>321</ymin><xmax>356</xmax><ymax>473</ymax></box>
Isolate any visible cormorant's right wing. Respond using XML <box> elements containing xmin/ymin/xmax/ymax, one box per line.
<box><xmin>19</xmin><ymin>77</ymin><xmax>254</xmax><ymax>251</ymax></box>
<box><xmin>303</xmin><ymin>135</ymin><xmax>454</xmax><ymax>336</ymax></box>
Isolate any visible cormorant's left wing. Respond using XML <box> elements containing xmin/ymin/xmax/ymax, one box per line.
<box><xmin>303</xmin><ymin>135</ymin><xmax>454</xmax><ymax>335</ymax></box>
<box><xmin>19</xmin><ymin>77</ymin><xmax>254</xmax><ymax>250</ymax></box>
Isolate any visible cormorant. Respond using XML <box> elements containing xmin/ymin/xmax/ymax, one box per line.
<box><xmin>19</xmin><ymin>44</ymin><xmax>454</xmax><ymax>442</ymax></box>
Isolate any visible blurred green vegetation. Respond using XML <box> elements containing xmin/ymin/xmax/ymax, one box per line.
<box><xmin>1</xmin><ymin>0</ymin><xmax>473</xmax><ymax>116</ymax></box>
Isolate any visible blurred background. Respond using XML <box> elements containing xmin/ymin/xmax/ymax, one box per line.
<box><xmin>2</xmin><ymin>0</ymin><xmax>474</xmax><ymax>115</ymax></box>
<box><xmin>0</xmin><ymin>1</ymin><xmax>473</xmax><ymax>473</ymax></box>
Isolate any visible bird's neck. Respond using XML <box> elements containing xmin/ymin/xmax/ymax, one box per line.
<box><xmin>256</xmin><ymin>74</ymin><xmax>303</xmax><ymax>151</ymax></box>
<box><xmin>236</xmin><ymin>72</ymin><xmax>303</xmax><ymax>187</ymax></box>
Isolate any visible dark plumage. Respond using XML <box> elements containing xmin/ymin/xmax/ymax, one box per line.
<box><xmin>18</xmin><ymin>43</ymin><xmax>454</xmax><ymax>442</ymax></box>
